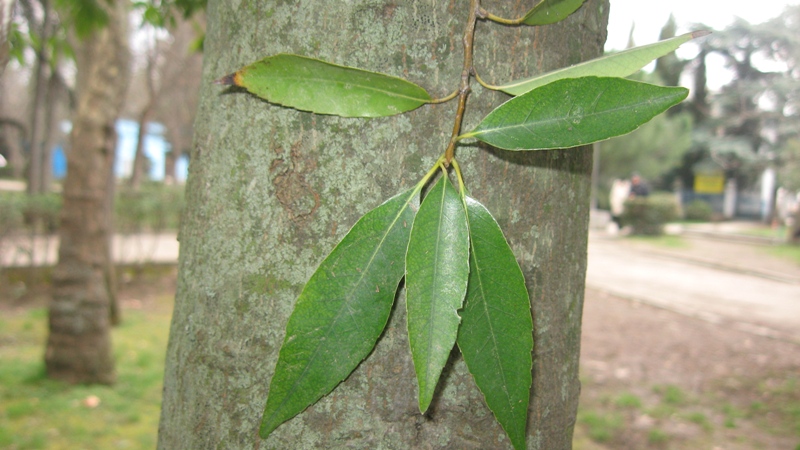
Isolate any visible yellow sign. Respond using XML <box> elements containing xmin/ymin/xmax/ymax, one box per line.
<box><xmin>694</xmin><ymin>173</ymin><xmax>725</xmax><ymax>194</ymax></box>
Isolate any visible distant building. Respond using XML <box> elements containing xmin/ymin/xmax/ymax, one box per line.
<box><xmin>680</xmin><ymin>159</ymin><xmax>777</xmax><ymax>221</ymax></box>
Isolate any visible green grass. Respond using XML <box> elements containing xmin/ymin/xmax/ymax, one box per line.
<box><xmin>0</xmin><ymin>299</ymin><xmax>172</xmax><ymax>450</ymax></box>
<box><xmin>722</xmin><ymin>403</ymin><xmax>744</xmax><ymax>428</ymax></box>
<box><xmin>577</xmin><ymin>410</ymin><xmax>623</xmax><ymax>443</ymax></box>
<box><xmin>626</xmin><ymin>234</ymin><xmax>688</xmax><ymax>248</ymax></box>
<box><xmin>685</xmin><ymin>411</ymin><xmax>712</xmax><ymax>431</ymax></box>
<box><xmin>647</xmin><ymin>428</ymin><xmax>669</xmax><ymax>444</ymax></box>
<box><xmin>614</xmin><ymin>392</ymin><xmax>642</xmax><ymax>409</ymax></box>
<box><xmin>739</xmin><ymin>225</ymin><xmax>788</xmax><ymax>239</ymax></box>
<box><xmin>660</xmin><ymin>384</ymin><xmax>686</xmax><ymax>405</ymax></box>
<box><xmin>764</xmin><ymin>244</ymin><xmax>800</xmax><ymax>265</ymax></box>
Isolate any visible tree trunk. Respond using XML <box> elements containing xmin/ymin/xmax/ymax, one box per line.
<box><xmin>130</xmin><ymin>50</ymin><xmax>159</xmax><ymax>190</ymax></box>
<box><xmin>129</xmin><ymin>104</ymin><xmax>153</xmax><ymax>189</ymax></box>
<box><xmin>25</xmin><ymin>0</ymin><xmax>53</xmax><ymax>195</ymax></box>
<box><xmin>39</xmin><ymin>71</ymin><xmax>63</xmax><ymax>192</ymax></box>
<box><xmin>0</xmin><ymin>0</ymin><xmax>14</xmax><ymax>77</ymax></box>
<box><xmin>158</xmin><ymin>0</ymin><xmax>608</xmax><ymax>448</ymax></box>
<box><xmin>45</xmin><ymin>0</ymin><xmax>129</xmax><ymax>384</ymax></box>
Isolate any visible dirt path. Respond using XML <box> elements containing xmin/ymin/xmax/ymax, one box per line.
<box><xmin>587</xmin><ymin>233</ymin><xmax>800</xmax><ymax>343</ymax></box>
<box><xmin>578</xmin><ymin>287</ymin><xmax>800</xmax><ymax>449</ymax></box>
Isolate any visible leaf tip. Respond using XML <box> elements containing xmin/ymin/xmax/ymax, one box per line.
<box><xmin>691</xmin><ymin>30</ymin><xmax>712</xmax><ymax>39</ymax></box>
<box><xmin>418</xmin><ymin>399</ymin><xmax>431</xmax><ymax>415</ymax></box>
<box><xmin>258</xmin><ymin>417</ymin><xmax>278</xmax><ymax>440</ymax></box>
<box><xmin>213</xmin><ymin>72</ymin><xmax>241</xmax><ymax>86</ymax></box>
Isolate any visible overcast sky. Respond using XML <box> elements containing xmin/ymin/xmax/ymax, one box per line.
<box><xmin>606</xmin><ymin>0</ymin><xmax>799</xmax><ymax>51</ymax></box>
<box><xmin>604</xmin><ymin>0</ymin><xmax>799</xmax><ymax>89</ymax></box>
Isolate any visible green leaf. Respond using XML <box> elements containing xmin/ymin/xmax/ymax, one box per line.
<box><xmin>54</xmin><ymin>0</ymin><xmax>109</xmax><ymax>39</ymax></box>
<box><xmin>522</xmin><ymin>0</ymin><xmax>586</xmax><ymax>26</ymax></box>
<box><xmin>142</xmin><ymin>5</ymin><xmax>165</xmax><ymax>27</ymax></box>
<box><xmin>260</xmin><ymin>188</ymin><xmax>419</xmax><ymax>439</ymax></box>
<box><xmin>215</xmin><ymin>54</ymin><xmax>431</xmax><ymax>117</ymax></box>
<box><xmin>405</xmin><ymin>175</ymin><xmax>470</xmax><ymax>413</ymax></box>
<box><xmin>497</xmin><ymin>31</ymin><xmax>709</xmax><ymax>96</ymax></box>
<box><xmin>458</xmin><ymin>197</ymin><xmax>532</xmax><ymax>450</ymax></box>
<box><xmin>461</xmin><ymin>76</ymin><xmax>688</xmax><ymax>151</ymax></box>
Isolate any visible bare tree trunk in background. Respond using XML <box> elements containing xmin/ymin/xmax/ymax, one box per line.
<box><xmin>0</xmin><ymin>116</ymin><xmax>26</xmax><ymax>178</ymax></box>
<box><xmin>138</xmin><ymin>18</ymin><xmax>203</xmax><ymax>186</ymax></box>
<box><xmin>106</xmin><ymin>129</ymin><xmax>120</xmax><ymax>326</ymax></box>
<box><xmin>39</xmin><ymin>72</ymin><xmax>65</xmax><ymax>192</ymax></box>
<box><xmin>45</xmin><ymin>0</ymin><xmax>129</xmax><ymax>384</ymax></box>
<box><xmin>130</xmin><ymin>48</ymin><xmax>158</xmax><ymax>190</ymax></box>
<box><xmin>158</xmin><ymin>0</ymin><xmax>608</xmax><ymax>448</ymax></box>
<box><xmin>0</xmin><ymin>0</ymin><xmax>13</xmax><ymax>76</ymax></box>
<box><xmin>129</xmin><ymin>106</ymin><xmax>152</xmax><ymax>189</ymax></box>
<box><xmin>153</xmin><ymin>18</ymin><xmax>203</xmax><ymax>184</ymax></box>
<box><xmin>25</xmin><ymin>0</ymin><xmax>53</xmax><ymax>195</ymax></box>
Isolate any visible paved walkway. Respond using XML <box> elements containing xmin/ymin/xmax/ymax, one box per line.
<box><xmin>1</xmin><ymin>233</ymin><xmax>180</xmax><ymax>268</ymax></box>
<box><xmin>586</xmin><ymin>231</ymin><xmax>800</xmax><ymax>343</ymax></box>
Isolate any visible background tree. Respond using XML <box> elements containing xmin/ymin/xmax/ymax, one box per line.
<box><xmin>44</xmin><ymin>0</ymin><xmax>129</xmax><ymax>384</ymax></box>
<box><xmin>0</xmin><ymin>0</ymin><xmax>14</xmax><ymax>76</ymax></box>
<box><xmin>124</xmin><ymin>13</ymin><xmax>204</xmax><ymax>188</ymax></box>
<box><xmin>676</xmin><ymin>7</ymin><xmax>800</xmax><ymax>194</ymax></box>
<box><xmin>21</xmin><ymin>0</ymin><xmax>52</xmax><ymax>194</ymax></box>
<box><xmin>596</xmin><ymin>18</ymin><xmax>693</xmax><ymax>196</ymax></box>
<box><xmin>158</xmin><ymin>0</ymin><xmax>608</xmax><ymax>448</ymax></box>
<box><xmin>0</xmin><ymin>69</ymin><xmax>27</xmax><ymax>178</ymax></box>
<box><xmin>596</xmin><ymin>71</ymin><xmax>692</xmax><ymax>194</ymax></box>
<box><xmin>154</xmin><ymin>17</ymin><xmax>203</xmax><ymax>183</ymax></box>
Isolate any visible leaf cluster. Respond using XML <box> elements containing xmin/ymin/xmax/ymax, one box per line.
<box><xmin>214</xmin><ymin>2</ymin><xmax>705</xmax><ymax>448</ymax></box>
<box><xmin>134</xmin><ymin>0</ymin><xmax>207</xmax><ymax>29</ymax></box>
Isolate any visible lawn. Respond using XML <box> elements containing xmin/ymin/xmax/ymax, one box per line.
<box><xmin>0</xmin><ymin>283</ymin><xmax>173</xmax><ymax>450</ymax></box>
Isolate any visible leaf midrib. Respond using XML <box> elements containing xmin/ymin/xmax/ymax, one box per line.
<box><xmin>472</xmin><ymin>90</ymin><xmax>681</xmax><ymax>139</ymax></box>
<box><xmin>423</xmin><ymin>181</ymin><xmax>449</xmax><ymax>391</ymax></box>
<box><xmin>468</xmin><ymin>217</ymin><xmax>515</xmax><ymax>415</ymax></box>
<box><xmin>255</xmin><ymin>73</ymin><xmax>431</xmax><ymax>103</ymax></box>
<box><xmin>498</xmin><ymin>33</ymin><xmax>693</xmax><ymax>93</ymax></box>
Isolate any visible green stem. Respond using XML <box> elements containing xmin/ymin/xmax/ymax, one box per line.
<box><xmin>451</xmin><ymin>159</ymin><xmax>467</xmax><ymax>198</ymax></box>
<box><xmin>480</xmin><ymin>6</ymin><xmax>525</xmax><ymax>25</ymax></box>
<box><xmin>473</xmin><ymin>69</ymin><xmax>502</xmax><ymax>91</ymax></box>
<box><xmin>481</xmin><ymin>11</ymin><xmax>524</xmax><ymax>26</ymax></box>
<box><xmin>443</xmin><ymin>0</ymin><xmax>481</xmax><ymax>166</ymax></box>
<box><xmin>414</xmin><ymin>155</ymin><xmax>447</xmax><ymax>193</ymax></box>
<box><xmin>427</xmin><ymin>89</ymin><xmax>460</xmax><ymax>104</ymax></box>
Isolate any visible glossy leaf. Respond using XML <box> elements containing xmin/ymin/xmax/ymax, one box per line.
<box><xmin>215</xmin><ymin>53</ymin><xmax>431</xmax><ymax>117</ymax></box>
<box><xmin>405</xmin><ymin>175</ymin><xmax>470</xmax><ymax>413</ymax></box>
<box><xmin>458</xmin><ymin>197</ymin><xmax>533</xmax><ymax>450</ymax></box>
<box><xmin>522</xmin><ymin>0</ymin><xmax>586</xmax><ymax>26</ymax></box>
<box><xmin>461</xmin><ymin>76</ymin><xmax>688</xmax><ymax>151</ymax></box>
<box><xmin>497</xmin><ymin>31</ymin><xmax>709</xmax><ymax>96</ymax></box>
<box><xmin>260</xmin><ymin>188</ymin><xmax>419</xmax><ymax>439</ymax></box>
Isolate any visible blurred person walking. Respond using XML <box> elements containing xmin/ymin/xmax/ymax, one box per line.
<box><xmin>629</xmin><ymin>174</ymin><xmax>650</xmax><ymax>198</ymax></box>
<box><xmin>609</xmin><ymin>178</ymin><xmax>630</xmax><ymax>230</ymax></box>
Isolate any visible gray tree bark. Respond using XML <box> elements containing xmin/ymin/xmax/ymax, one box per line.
<box><xmin>158</xmin><ymin>0</ymin><xmax>608</xmax><ymax>448</ymax></box>
<box><xmin>45</xmin><ymin>0</ymin><xmax>129</xmax><ymax>384</ymax></box>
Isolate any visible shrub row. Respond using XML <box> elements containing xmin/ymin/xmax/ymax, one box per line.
<box><xmin>115</xmin><ymin>183</ymin><xmax>186</xmax><ymax>233</ymax></box>
<box><xmin>0</xmin><ymin>193</ymin><xmax>62</xmax><ymax>236</ymax></box>
<box><xmin>620</xmin><ymin>194</ymin><xmax>679</xmax><ymax>236</ymax></box>
<box><xmin>0</xmin><ymin>183</ymin><xmax>185</xmax><ymax>237</ymax></box>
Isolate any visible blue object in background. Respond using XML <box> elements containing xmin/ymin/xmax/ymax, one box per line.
<box><xmin>115</xmin><ymin>119</ymin><xmax>167</xmax><ymax>181</ymax></box>
<box><xmin>52</xmin><ymin>119</ymin><xmax>188</xmax><ymax>183</ymax></box>
<box><xmin>52</xmin><ymin>145</ymin><xmax>67</xmax><ymax>179</ymax></box>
